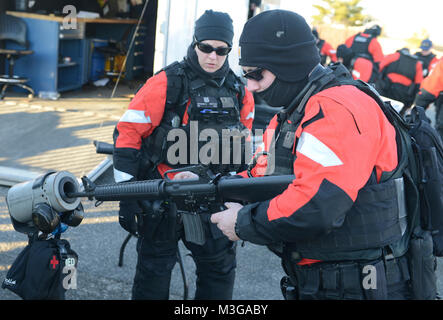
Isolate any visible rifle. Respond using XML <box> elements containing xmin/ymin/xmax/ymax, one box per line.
<box><xmin>67</xmin><ymin>164</ymin><xmax>294</xmax><ymax>244</ymax></box>
<box><xmin>68</xmin><ymin>164</ymin><xmax>294</xmax><ymax>214</ymax></box>
<box><xmin>89</xmin><ymin>141</ymin><xmax>295</xmax><ymax>211</ymax></box>
<box><xmin>7</xmin><ymin>141</ymin><xmax>294</xmax><ymax>244</ymax></box>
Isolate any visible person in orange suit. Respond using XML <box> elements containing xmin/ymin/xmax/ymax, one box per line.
<box><xmin>113</xmin><ymin>10</ymin><xmax>255</xmax><ymax>300</ymax></box>
<box><xmin>211</xmin><ymin>10</ymin><xmax>411</xmax><ymax>300</ymax></box>
<box><xmin>344</xmin><ymin>25</ymin><xmax>384</xmax><ymax>69</ymax></box>
<box><xmin>415</xmin><ymin>58</ymin><xmax>443</xmax><ymax>138</ymax></box>
<box><xmin>336</xmin><ymin>44</ymin><xmax>379</xmax><ymax>85</ymax></box>
<box><xmin>377</xmin><ymin>48</ymin><xmax>423</xmax><ymax>114</ymax></box>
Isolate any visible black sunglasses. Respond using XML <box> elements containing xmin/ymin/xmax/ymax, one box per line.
<box><xmin>243</xmin><ymin>68</ymin><xmax>264</xmax><ymax>81</ymax></box>
<box><xmin>196</xmin><ymin>42</ymin><xmax>232</xmax><ymax>56</ymax></box>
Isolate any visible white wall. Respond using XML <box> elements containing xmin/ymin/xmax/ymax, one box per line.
<box><xmin>153</xmin><ymin>0</ymin><xmax>249</xmax><ymax>76</ymax></box>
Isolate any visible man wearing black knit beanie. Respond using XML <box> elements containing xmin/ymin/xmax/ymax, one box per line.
<box><xmin>212</xmin><ymin>9</ymin><xmax>414</xmax><ymax>300</ymax></box>
<box><xmin>238</xmin><ymin>9</ymin><xmax>320</xmax><ymax>107</ymax></box>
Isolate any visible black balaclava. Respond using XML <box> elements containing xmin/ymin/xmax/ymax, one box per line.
<box><xmin>185</xmin><ymin>10</ymin><xmax>234</xmax><ymax>84</ymax></box>
<box><xmin>239</xmin><ymin>10</ymin><xmax>320</xmax><ymax>107</ymax></box>
<box><xmin>256</xmin><ymin>77</ymin><xmax>309</xmax><ymax>108</ymax></box>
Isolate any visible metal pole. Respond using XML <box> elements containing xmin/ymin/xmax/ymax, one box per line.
<box><xmin>111</xmin><ymin>0</ymin><xmax>151</xmax><ymax>99</ymax></box>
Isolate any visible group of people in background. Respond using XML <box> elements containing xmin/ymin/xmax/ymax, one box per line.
<box><xmin>312</xmin><ymin>26</ymin><xmax>443</xmax><ymax>138</ymax></box>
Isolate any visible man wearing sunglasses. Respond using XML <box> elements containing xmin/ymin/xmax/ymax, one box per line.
<box><xmin>211</xmin><ymin>10</ymin><xmax>413</xmax><ymax>300</ymax></box>
<box><xmin>112</xmin><ymin>9</ymin><xmax>254</xmax><ymax>300</ymax></box>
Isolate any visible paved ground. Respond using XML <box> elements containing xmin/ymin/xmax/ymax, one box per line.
<box><xmin>0</xmin><ymin>85</ymin><xmax>441</xmax><ymax>301</ymax></box>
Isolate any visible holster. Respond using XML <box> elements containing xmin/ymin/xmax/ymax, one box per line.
<box><xmin>407</xmin><ymin>226</ymin><xmax>437</xmax><ymax>300</ymax></box>
<box><xmin>137</xmin><ymin>200</ymin><xmax>179</xmax><ymax>243</ymax></box>
<box><xmin>281</xmin><ymin>251</ymin><xmax>411</xmax><ymax>300</ymax></box>
<box><xmin>280</xmin><ymin>275</ymin><xmax>298</xmax><ymax>300</ymax></box>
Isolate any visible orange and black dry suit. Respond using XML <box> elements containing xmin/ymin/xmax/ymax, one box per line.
<box><xmin>344</xmin><ymin>32</ymin><xmax>383</xmax><ymax>84</ymax></box>
<box><xmin>113</xmin><ymin>57</ymin><xmax>254</xmax><ymax>300</ymax></box>
<box><xmin>114</xmin><ymin>62</ymin><xmax>254</xmax><ymax>181</ymax></box>
<box><xmin>345</xmin><ymin>32</ymin><xmax>384</xmax><ymax>64</ymax></box>
<box><xmin>415</xmin><ymin>58</ymin><xmax>443</xmax><ymax>138</ymax></box>
<box><xmin>377</xmin><ymin>50</ymin><xmax>423</xmax><ymax>108</ymax></box>
<box><xmin>235</xmin><ymin>64</ymin><xmax>410</xmax><ymax>299</ymax></box>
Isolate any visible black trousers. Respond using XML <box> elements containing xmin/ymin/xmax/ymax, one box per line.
<box><xmin>282</xmin><ymin>255</ymin><xmax>411</xmax><ymax>300</ymax></box>
<box><xmin>131</xmin><ymin>214</ymin><xmax>236</xmax><ymax>300</ymax></box>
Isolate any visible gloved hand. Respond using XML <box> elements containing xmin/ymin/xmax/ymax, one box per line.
<box><xmin>136</xmin><ymin>200</ymin><xmax>180</xmax><ymax>242</ymax></box>
<box><xmin>61</xmin><ymin>203</ymin><xmax>84</xmax><ymax>227</ymax></box>
<box><xmin>119</xmin><ymin>200</ymin><xmax>142</xmax><ymax>236</ymax></box>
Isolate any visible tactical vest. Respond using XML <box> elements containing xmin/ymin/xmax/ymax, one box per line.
<box><xmin>142</xmin><ymin>60</ymin><xmax>249</xmax><ymax>177</ymax></box>
<box><xmin>350</xmin><ymin>33</ymin><xmax>374</xmax><ymax>61</ymax></box>
<box><xmin>379</xmin><ymin>51</ymin><xmax>419</xmax><ymax>104</ymax></box>
<box><xmin>384</xmin><ymin>51</ymin><xmax>418</xmax><ymax>83</ymax></box>
<box><xmin>268</xmin><ymin>64</ymin><xmax>409</xmax><ymax>261</ymax></box>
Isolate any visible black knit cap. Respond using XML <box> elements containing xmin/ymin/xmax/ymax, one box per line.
<box><xmin>194</xmin><ymin>10</ymin><xmax>234</xmax><ymax>47</ymax></box>
<box><xmin>239</xmin><ymin>9</ymin><xmax>320</xmax><ymax>82</ymax></box>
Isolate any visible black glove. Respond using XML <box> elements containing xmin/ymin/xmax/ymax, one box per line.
<box><xmin>119</xmin><ymin>200</ymin><xmax>142</xmax><ymax>236</ymax></box>
<box><xmin>136</xmin><ymin>200</ymin><xmax>180</xmax><ymax>242</ymax></box>
<box><xmin>60</xmin><ymin>203</ymin><xmax>84</xmax><ymax>227</ymax></box>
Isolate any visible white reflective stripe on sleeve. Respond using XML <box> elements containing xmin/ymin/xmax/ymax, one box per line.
<box><xmin>296</xmin><ymin>132</ymin><xmax>343</xmax><ymax>167</ymax></box>
<box><xmin>113</xmin><ymin>168</ymin><xmax>134</xmax><ymax>183</ymax></box>
<box><xmin>246</xmin><ymin>111</ymin><xmax>254</xmax><ymax>120</ymax></box>
<box><xmin>119</xmin><ymin>110</ymin><xmax>152</xmax><ymax>124</ymax></box>
<box><xmin>352</xmin><ymin>69</ymin><xmax>361</xmax><ymax>79</ymax></box>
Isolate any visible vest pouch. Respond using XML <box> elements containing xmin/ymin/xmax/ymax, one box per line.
<box><xmin>407</xmin><ymin>107</ymin><xmax>443</xmax><ymax>255</ymax></box>
<box><xmin>142</xmin><ymin>125</ymin><xmax>170</xmax><ymax>167</ymax></box>
<box><xmin>138</xmin><ymin>200</ymin><xmax>180</xmax><ymax>243</ymax></box>
<box><xmin>290</xmin><ymin>260</ymin><xmax>389</xmax><ymax>300</ymax></box>
<box><xmin>407</xmin><ymin>226</ymin><xmax>437</xmax><ymax>300</ymax></box>
<box><xmin>295</xmin><ymin>178</ymin><xmax>405</xmax><ymax>257</ymax></box>
<box><xmin>421</xmin><ymin>147</ymin><xmax>443</xmax><ymax>232</ymax></box>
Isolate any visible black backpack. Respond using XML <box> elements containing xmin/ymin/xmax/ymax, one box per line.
<box><xmin>2</xmin><ymin>237</ymin><xmax>78</xmax><ymax>300</ymax></box>
<box><xmin>352</xmin><ymin>85</ymin><xmax>443</xmax><ymax>299</ymax></box>
<box><xmin>406</xmin><ymin>106</ymin><xmax>443</xmax><ymax>255</ymax></box>
<box><xmin>356</xmin><ymin>83</ymin><xmax>443</xmax><ymax>256</ymax></box>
